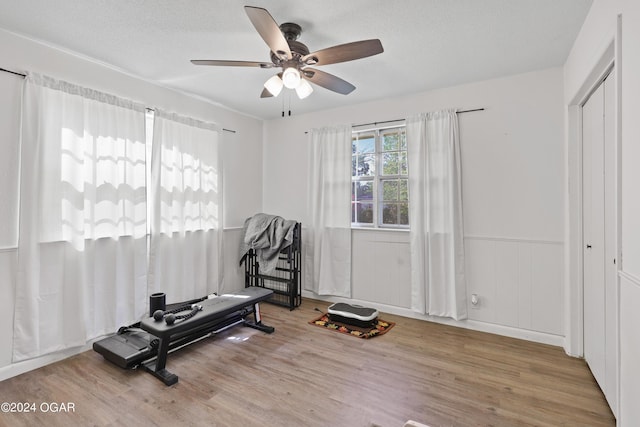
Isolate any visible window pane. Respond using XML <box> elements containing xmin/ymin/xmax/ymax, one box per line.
<box><xmin>355</xmin><ymin>153</ymin><xmax>375</xmax><ymax>176</ymax></box>
<box><xmin>381</xmin><ymin>180</ymin><xmax>398</xmax><ymax>201</ymax></box>
<box><xmin>382</xmin><ymin>203</ymin><xmax>398</xmax><ymax>224</ymax></box>
<box><xmin>399</xmin><ymin>202</ymin><xmax>409</xmax><ymax>225</ymax></box>
<box><xmin>353</xmin><ymin>202</ymin><xmax>373</xmax><ymax>223</ymax></box>
<box><xmin>399</xmin><ymin>179</ymin><xmax>408</xmax><ymax>201</ymax></box>
<box><xmin>399</xmin><ymin>151</ymin><xmax>408</xmax><ymax>175</ymax></box>
<box><xmin>356</xmin><ymin>181</ymin><xmax>373</xmax><ymax>201</ymax></box>
<box><xmin>382</xmin><ymin>131</ymin><xmax>399</xmax><ymax>151</ymax></box>
<box><xmin>353</xmin><ymin>134</ymin><xmax>375</xmax><ymax>153</ymax></box>
<box><xmin>399</xmin><ymin>130</ymin><xmax>407</xmax><ymax>150</ymax></box>
<box><xmin>382</xmin><ymin>152</ymin><xmax>399</xmax><ymax>175</ymax></box>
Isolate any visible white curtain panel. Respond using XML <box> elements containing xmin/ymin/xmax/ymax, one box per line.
<box><xmin>14</xmin><ymin>74</ymin><xmax>147</xmax><ymax>361</ymax></box>
<box><xmin>406</xmin><ymin>110</ymin><xmax>467</xmax><ymax>320</ymax></box>
<box><xmin>305</xmin><ymin>125</ymin><xmax>352</xmax><ymax>297</ymax></box>
<box><xmin>147</xmin><ymin>110</ymin><xmax>222</xmax><ymax>304</ymax></box>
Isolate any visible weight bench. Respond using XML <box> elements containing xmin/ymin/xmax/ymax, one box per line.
<box><xmin>95</xmin><ymin>287</ymin><xmax>274</xmax><ymax>386</ymax></box>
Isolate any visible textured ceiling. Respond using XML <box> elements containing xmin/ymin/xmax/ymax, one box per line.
<box><xmin>0</xmin><ymin>0</ymin><xmax>592</xmax><ymax>120</ymax></box>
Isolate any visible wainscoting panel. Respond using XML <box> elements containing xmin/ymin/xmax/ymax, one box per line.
<box><xmin>465</xmin><ymin>238</ymin><xmax>497</xmax><ymax>324</ymax></box>
<box><xmin>494</xmin><ymin>241</ymin><xmax>520</xmax><ymax>327</ymax></box>
<box><xmin>530</xmin><ymin>242</ymin><xmax>563</xmax><ymax>335</ymax></box>
<box><xmin>351</xmin><ymin>230</ymin><xmax>411</xmax><ymax>308</ymax></box>
<box><xmin>516</xmin><ymin>243</ymin><xmax>534</xmax><ymax>331</ymax></box>
<box><xmin>306</xmin><ymin>231</ymin><xmax>564</xmax><ymax>346</ymax></box>
<box><xmin>619</xmin><ymin>271</ymin><xmax>640</xmax><ymax>425</ymax></box>
<box><xmin>465</xmin><ymin>236</ymin><xmax>563</xmax><ymax>335</ymax></box>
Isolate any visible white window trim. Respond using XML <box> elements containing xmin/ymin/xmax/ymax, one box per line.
<box><xmin>352</xmin><ymin>124</ymin><xmax>408</xmax><ymax>229</ymax></box>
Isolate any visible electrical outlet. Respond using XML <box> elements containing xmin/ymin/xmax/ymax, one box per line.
<box><xmin>470</xmin><ymin>293</ymin><xmax>480</xmax><ymax>308</ymax></box>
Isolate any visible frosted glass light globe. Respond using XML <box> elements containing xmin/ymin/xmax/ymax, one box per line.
<box><xmin>295</xmin><ymin>79</ymin><xmax>313</xmax><ymax>99</ymax></box>
<box><xmin>282</xmin><ymin>67</ymin><xmax>301</xmax><ymax>89</ymax></box>
<box><xmin>264</xmin><ymin>75</ymin><xmax>283</xmax><ymax>96</ymax></box>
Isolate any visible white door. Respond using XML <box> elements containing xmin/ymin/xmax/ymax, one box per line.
<box><xmin>582</xmin><ymin>70</ymin><xmax>617</xmax><ymax>415</ymax></box>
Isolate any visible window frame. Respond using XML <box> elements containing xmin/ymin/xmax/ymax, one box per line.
<box><xmin>351</xmin><ymin>124</ymin><xmax>409</xmax><ymax>230</ymax></box>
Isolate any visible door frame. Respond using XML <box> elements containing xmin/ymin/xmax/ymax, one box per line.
<box><xmin>565</xmin><ymin>15</ymin><xmax>622</xmax><ymax>417</ymax></box>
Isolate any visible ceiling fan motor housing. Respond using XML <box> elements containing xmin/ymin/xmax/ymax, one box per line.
<box><xmin>280</xmin><ymin>22</ymin><xmax>302</xmax><ymax>41</ymax></box>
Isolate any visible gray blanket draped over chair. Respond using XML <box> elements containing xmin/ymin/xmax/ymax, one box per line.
<box><xmin>239</xmin><ymin>213</ymin><xmax>297</xmax><ymax>273</ymax></box>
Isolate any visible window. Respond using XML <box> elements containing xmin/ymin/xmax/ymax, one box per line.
<box><xmin>351</xmin><ymin>125</ymin><xmax>408</xmax><ymax>228</ymax></box>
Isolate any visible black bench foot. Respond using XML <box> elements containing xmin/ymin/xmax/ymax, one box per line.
<box><xmin>142</xmin><ymin>362</ymin><xmax>179</xmax><ymax>386</ymax></box>
<box><xmin>244</xmin><ymin>320</ymin><xmax>275</xmax><ymax>334</ymax></box>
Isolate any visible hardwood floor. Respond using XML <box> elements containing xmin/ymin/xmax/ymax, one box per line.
<box><xmin>0</xmin><ymin>298</ymin><xmax>615</xmax><ymax>427</ymax></box>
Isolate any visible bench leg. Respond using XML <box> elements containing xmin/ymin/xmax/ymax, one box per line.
<box><xmin>243</xmin><ymin>302</ymin><xmax>275</xmax><ymax>334</ymax></box>
<box><xmin>142</xmin><ymin>337</ymin><xmax>179</xmax><ymax>386</ymax></box>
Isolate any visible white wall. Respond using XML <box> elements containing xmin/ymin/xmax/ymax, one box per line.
<box><xmin>564</xmin><ymin>0</ymin><xmax>640</xmax><ymax>424</ymax></box>
<box><xmin>263</xmin><ymin>68</ymin><xmax>565</xmax><ymax>343</ymax></box>
<box><xmin>0</xmin><ymin>28</ymin><xmax>263</xmax><ymax>378</ymax></box>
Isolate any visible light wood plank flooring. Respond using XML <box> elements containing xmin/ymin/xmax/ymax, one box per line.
<box><xmin>0</xmin><ymin>298</ymin><xmax>615</xmax><ymax>427</ymax></box>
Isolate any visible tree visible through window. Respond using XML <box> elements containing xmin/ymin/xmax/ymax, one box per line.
<box><xmin>352</xmin><ymin>126</ymin><xmax>408</xmax><ymax>227</ymax></box>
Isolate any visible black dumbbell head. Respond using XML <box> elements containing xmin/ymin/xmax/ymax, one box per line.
<box><xmin>165</xmin><ymin>313</ymin><xmax>176</xmax><ymax>325</ymax></box>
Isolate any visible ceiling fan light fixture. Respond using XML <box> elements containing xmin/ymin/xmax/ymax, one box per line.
<box><xmin>282</xmin><ymin>66</ymin><xmax>301</xmax><ymax>89</ymax></box>
<box><xmin>264</xmin><ymin>74</ymin><xmax>284</xmax><ymax>96</ymax></box>
<box><xmin>295</xmin><ymin>79</ymin><xmax>313</xmax><ymax>99</ymax></box>
<box><xmin>191</xmin><ymin>7</ymin><xmax>385</xmax><ymax>101</ymax></box>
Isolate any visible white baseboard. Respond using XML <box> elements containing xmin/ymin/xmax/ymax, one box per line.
<box><xmin>302</xmin><ymin>291</ymin><xmax>565</xmax><ymax>348</ymax></box>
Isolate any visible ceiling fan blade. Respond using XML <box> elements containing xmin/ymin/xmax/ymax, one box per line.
<box><xmin>191</xmin><ymin>60</ymin><xmax>273</xmax><ymax>68</ymax></box>
<box><xmin>302</xmin><ymin>39</ymin><xmax>383</xmax><ymax>66</ymax></box>
<box><xmin>302</xmin><ymin>68</ymin><xmax>355</xmax><ymax>95</ymax></box>
<box><xmin>244</xmin><ymin>6</ymin><xmax>292</xmax><ymax>60</ymax></box>
<box><xmin>260</xmin><ymin>87</ymin><xmax>273</xmax><ymax>98</ymax></box>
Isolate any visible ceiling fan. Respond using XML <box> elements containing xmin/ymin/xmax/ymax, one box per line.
<box><xmin>191</xmin><ymin>6</ymin><xmax>384</xmax><ymax>100</ymax></box>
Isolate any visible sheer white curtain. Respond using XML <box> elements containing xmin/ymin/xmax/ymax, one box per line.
<box><xmin>147</xmin><ymin>110</ymin><xmax>222</xmax><ymax>304</ymax></box>
<box><xmin>14</xmin><ymin>74</ymin><xmax>147</xmax><ymax>361</ymax></box>
<box><xmin>305</xmin><ymin>125</ymin><xmax>352</xmax><ymax>297</ymax></box>
<box><xmin>406</xmin><ymin>110</ymin><xmax>467</xmax><ymax>320</ymax></box>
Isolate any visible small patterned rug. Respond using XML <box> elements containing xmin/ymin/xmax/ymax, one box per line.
<box><xmin>309</xmin><ymin>313</ymin><xmax>395</xmax><ymax>339</ymax></box>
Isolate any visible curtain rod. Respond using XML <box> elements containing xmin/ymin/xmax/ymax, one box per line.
<box><xmin>0</xmin><ymin>67</ymin><xmax>26</xmax><ymax>78</ymax></box>
<box><xmin>304</xmin><ymin>108</ymin><xmax>485</xmax><ymax>134</ymax></box>
<box><xmin>352</xmin><ymin>108</ymin><xmax>484</xmax><ymax>128</ymax></box>
<box><xmin>145</xmin><ymin>108</ymin><xmax>236</xmax><ymax>133</ymax></box>
<box><xmin>457</xmin><ymin>108</ymin><xmax>484</xmax><ymax>114</ymax></box>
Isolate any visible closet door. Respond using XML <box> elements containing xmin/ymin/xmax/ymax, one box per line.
<box><xmin>582</xmin><ymin>71</ymin><xmax>617</xmax><ymax>415</ymax></box>
<box><xmin>583</xmin><ymin>79</ymin><xmax>605</xmax><ymax>389</ymax></box>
